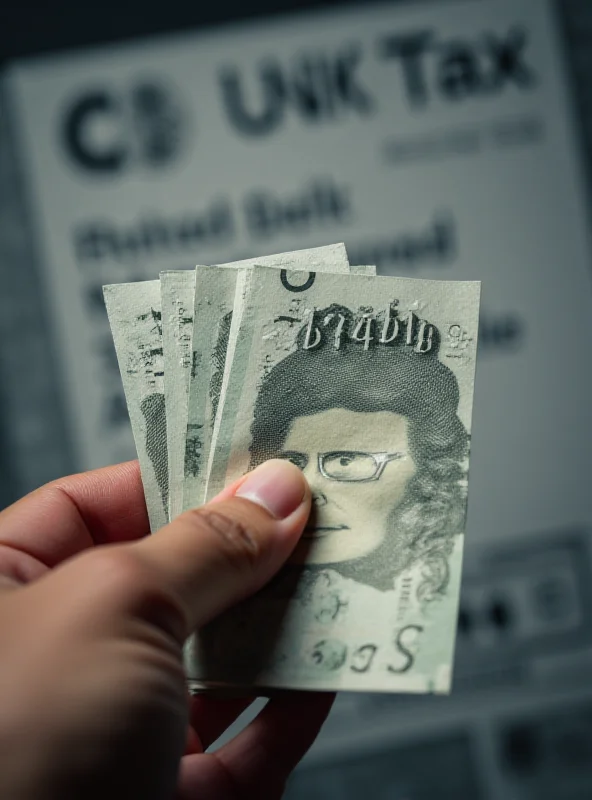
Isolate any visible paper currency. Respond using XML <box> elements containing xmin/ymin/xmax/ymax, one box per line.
<box><xmin>104</xmin><ymin>281</ymin><xmax>168</xmax><ymax>532</ymax></box>
<box><xmin>182</xmin><ymin>244</ymin><xmax>353</xmax><ymax>510</ymax></box>
<box><xmin>160</xmin><ymin>270</ymin><xmax>195</xmax><ymax>520</ymax></box>
<box><xmin>183</xmin><ymin>266</ymin><xmax>236</xmax><ymax>509</ymax></box>
<box><xmin>187</xmin><ymin>267</ymin><xmax>480</xmax><ymax>693</ymax></box>
<box><xmin>104</xmin><ymin>247</ymin><xmax>479</xmax><ymax>695</ymax></box>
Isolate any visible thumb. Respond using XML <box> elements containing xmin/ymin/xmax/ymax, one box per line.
<box><xmin>129</xmin><ymin>459</ymin><xmax>310</xmax><ymax>637</ymax></box>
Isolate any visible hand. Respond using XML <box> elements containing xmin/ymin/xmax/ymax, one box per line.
<box><xmin>0</xmin><ymin>459</ymin><xmax>333</xmax><ymax>800</ymax></box>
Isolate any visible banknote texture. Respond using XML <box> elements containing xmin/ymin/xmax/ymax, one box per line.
<box><xmin>161</xmin><ymin>270</ymin><xmax>196</xmax><ymax>520</ymax></box>
<box><xmin>349</xmin><ymin>265</ymin><xmax>377</xmax><ymax>277</ymax></box>
<box><xmin>104</xmin><ymin>281</ymin><xmax>168</xmax><ymax>531</ymax></box>
<box><xmin>183</xmin><ymin>266</ymin><xmax>237</xmax><ymax>508</ymax></box>
<box><xmin>189</xmin><ymin>267</ymin><xmax>480</xmax><ymax>692</ymax></box>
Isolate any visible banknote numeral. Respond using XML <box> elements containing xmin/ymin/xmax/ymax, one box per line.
<box><xmin>302</xmin><ymin>304</ymin><xmax>434</xmax><ymax>353</ymax></box>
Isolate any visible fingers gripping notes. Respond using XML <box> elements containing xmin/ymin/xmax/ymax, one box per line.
<box><xmin>0</xmin><ymin>460</ymin><xmax>333</xmax><ymax>800</ymax></box>
<box><xmin>104</xmin><ymin>245</ymin><xmax>480</xmax><ymax>694</ymax></box>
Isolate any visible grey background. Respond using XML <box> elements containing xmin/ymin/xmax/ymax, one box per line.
<box><xmin>2</xmin><ymin>2</ymin><xmax>592</xmax><ymax>799</ymax></box>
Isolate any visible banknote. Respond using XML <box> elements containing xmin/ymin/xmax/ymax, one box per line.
<box><xmin>161</xmin><ymin>270</ymin><xmax>196</xmax><ymax>520</ymax></box>
<box><xmin>187</xmin><ymin>267</ymin><xmax>481</xmax><ymax>693</ymax></box>
<box><xmin>103</xmin><ymin>280</ymin><xmax>168</xmax><ymax>531</ymax></box>
<box><xmin>182</xmin><ymin>244</ymin><xmax>353</xmax><ymax>511</ymax></box>
<box><xmin>183</xmin><ymin>266</ymin><xmax>236</xmax><ymax>509</ymax></box>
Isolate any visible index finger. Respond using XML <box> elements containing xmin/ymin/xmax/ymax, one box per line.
<box><xmin>177</xmin><ymin>692</ymin><xmax>335</xmax><ymax>799</ymax></box>
<box><xmin>0</xmin><ymin>461</ymin><xmax>149</xmax><ymax>584</ymax></box>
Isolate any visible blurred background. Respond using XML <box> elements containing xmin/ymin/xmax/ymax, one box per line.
<box><xmin>2</xmin><ymin>0</ymin><xmax>592</xmax><ymax>797</ymax></box>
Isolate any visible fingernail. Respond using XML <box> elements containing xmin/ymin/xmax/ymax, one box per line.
<box><xmin>235</xmin><ymin>459</ymin><xmax>306</xmax><ymax>519</ymax></box>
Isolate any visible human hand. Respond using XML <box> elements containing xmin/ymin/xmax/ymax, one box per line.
<box><xmin>0</xmin><ymin>459</ymin><xmax>333</xmax><ymax>800</ymax></box>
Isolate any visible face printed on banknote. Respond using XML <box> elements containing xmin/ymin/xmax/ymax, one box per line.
<box><xmin>270</xmin><ymin>410</ymin><xmax>419</xmax><ymax>566</ymax></box>
<box><xmin>191</xmin><ymin>269</ymin><xmax>480</xmax><ymax>693</ymax></box>
<box><xmin>247</xmin><ymin>301</ymin><xmax>469</xmax><ymax>593</ymax></box>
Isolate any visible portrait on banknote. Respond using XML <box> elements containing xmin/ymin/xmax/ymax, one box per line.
<box><xmin>249</xmin><ymin>303</ymin><xmax>468</xmax><ymax>600</ymax></box>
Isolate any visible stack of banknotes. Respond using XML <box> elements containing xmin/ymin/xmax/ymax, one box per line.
<box><xmin>104</xmin><ymin>243</ymin><xmax>481</xmax><ymax>694</ymax></box>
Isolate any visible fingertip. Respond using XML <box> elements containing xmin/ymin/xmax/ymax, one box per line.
<box><xmin>235</xmin><ymin>460</ymin><xmax>309</xmax><ymax>521</ymax></box>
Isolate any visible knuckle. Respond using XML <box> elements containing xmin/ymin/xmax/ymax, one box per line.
<box><xmin>189</xmin><ymin>508</ymin><xmax>263</xmax><ymax>575</ymax></box>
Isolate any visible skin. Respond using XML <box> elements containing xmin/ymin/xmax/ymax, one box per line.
<box><xmin>282</xmin><ymin>409</ymin><xmax>417</xmax><ymax>565</ymax></box>
<box><xmin>0</xmin><ymin>459</ymin><xmax>333</xmax><ymax>800</ymax></box>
